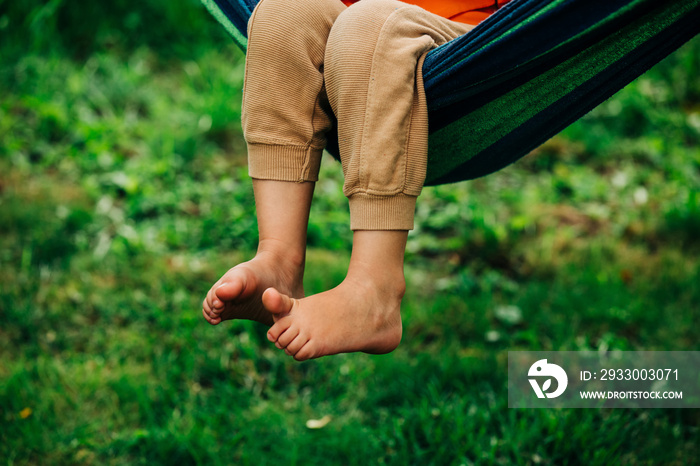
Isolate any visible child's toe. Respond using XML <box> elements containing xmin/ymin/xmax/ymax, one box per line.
<box><xmin>267</xmin><ymin>316</ymin><xmax>292</xmax><ymax>342</ymax></box>
<box><xmin>215</xmin><ymin>274</ymin><xmax>246</xmax><ymax>301</ymax></box>
<box><xmin>293</xmin><ymin>342</ymin><xmax>315</xmax><ymax>361</ymax></box>
<box><xmin>286</xmin><ymin>334</ymin><xmax>310</xmax><ymax>356</ymax></box>
<box><xmin>262</xmin><ymin>287</ymin><xmax>295</xmax><ymax>314</ymax></box>
<box><xmin>276</xmin><ymin>326</ymin><xmax>300</xmax><ymax>349</ymax></box>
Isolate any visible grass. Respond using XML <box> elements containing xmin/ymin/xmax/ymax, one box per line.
<box><xmin>1</xmin><ymin>1</ymin><xmax>700</xmax><ymax>464</ymax></box>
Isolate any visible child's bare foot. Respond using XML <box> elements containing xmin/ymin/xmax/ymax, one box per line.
<box><xmin>263</xmin><ymin>273</ymin><xmax>404</xmax><ymax>360</ymax></box>
<box><xmin>264</xmin><ymin>230</ymin><xmax>407</xmax><ymax>360</ymax></box>
<box><xmin>202</xmin><ymin>248</ymin><xmax>304</xmax><ymax>326</ymax></box>
<box><xmin>202</xmin><ymin>179</ymin><xmax>314</xmax><ymax>327</ymax></box>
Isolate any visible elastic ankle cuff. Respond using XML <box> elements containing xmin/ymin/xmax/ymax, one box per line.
<box><xmin>349</xmin><ymin>193</ymin><xmax>416</xmax><ymax>230</ymax></box>
<box><xmin>247</xmin><ymin>143</ymin><xmax>323</xmax><ymax>182</ymax></box>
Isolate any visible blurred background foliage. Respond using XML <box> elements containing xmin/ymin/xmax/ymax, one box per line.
<box><xmin>0</xmin><ymin>0</ymin><xmax>226</xmax><ymax>59</ymax></box>
<box><xmin>1</xmin><ymin>0</ymin><xmax>699</xmax><ymax>464</ymax></box>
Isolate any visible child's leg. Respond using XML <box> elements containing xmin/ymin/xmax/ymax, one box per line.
<box><xmin>202</xmin><ymin>180</ymin><xmax>313</xmax><ymax>326</ymax></box>
<box><xmin>203</xmin><ymin>0</ymin><xmax>345</xmax><ymax>325</ymax></box>
<box><xmin>265</xmin><ymin>0</ymin><xmax>473</xmax><ymax>359</ymax></box>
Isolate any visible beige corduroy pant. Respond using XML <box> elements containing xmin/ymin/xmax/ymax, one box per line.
<box><xmin>242</xmin><ymin>0</ymin><xmax>473</xmax><ymax>230</ymax></box>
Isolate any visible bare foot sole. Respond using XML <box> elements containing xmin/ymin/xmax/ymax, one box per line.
<box><xmin>263</xmin><ymin>272</ymin><xmax>404</xmax><ymax>361</ymax></box>
<box><xmin>202</xmin><ymin>251</ymin><xmax>304</xmax><ymax>326</ymax></box>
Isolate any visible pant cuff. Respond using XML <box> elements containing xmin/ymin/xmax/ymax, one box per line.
<box><xmin>349</xmin><ymin>192</ymin><xmax>416</xmax><ymax>230</ymax></box>
<box><xmin>247</xmin><ymin>143</ymin><xmax>323</xmax><ymax>182</ymax></box>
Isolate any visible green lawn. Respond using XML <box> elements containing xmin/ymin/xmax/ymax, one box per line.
<box><xmin>1</xmin><ymin>1</ymin><xmax>700</xmax><ymax>464</ymax></box>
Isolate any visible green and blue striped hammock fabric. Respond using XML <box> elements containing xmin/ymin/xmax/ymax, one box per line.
<box><xmin>201</xmin><ymin>0</ymin><xmax>700</xmax><ymax>185</ymax></box>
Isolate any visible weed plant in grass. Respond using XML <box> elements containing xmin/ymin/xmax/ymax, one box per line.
<box><xmin>1</xmin><ymin>1</ymin><xmax>699</xmax><ymax>464</ymax></box>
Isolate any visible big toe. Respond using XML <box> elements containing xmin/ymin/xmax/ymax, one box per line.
<box><xmin>262</xmin><ymin>287</ymin><xmax>295</xmax><ymax>315</ymax></box>
<box><xmin>214</xmin><ymin>275</ymin><xmax>247</xmax><ymax>302</ymax></box>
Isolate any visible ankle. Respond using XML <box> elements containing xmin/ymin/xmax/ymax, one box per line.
<box><xmin>346</xmin><ymin>230</ymin><xmax>408</xmax><ymax>300</ymax></box>
<box><xmin>256</xmin><ymin>238</ymin><xmax>306</xmax><ymax>270</ymax></box>
<box><xmin>346</xmin><ymin>262</ymin><xmax>406</xmax><ymax>300</ymax></box>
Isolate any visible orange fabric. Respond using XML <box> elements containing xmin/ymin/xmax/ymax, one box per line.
<box><xmin>340</xmin><ymin>0</ymin><xmax>510</xmax><ymax>25</ymax></box>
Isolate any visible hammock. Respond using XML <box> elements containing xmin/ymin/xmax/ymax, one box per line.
<box><xmin>201</xmin><ymin>0</ymin><xmax>700</xmax><ymax>186</ymax></box>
